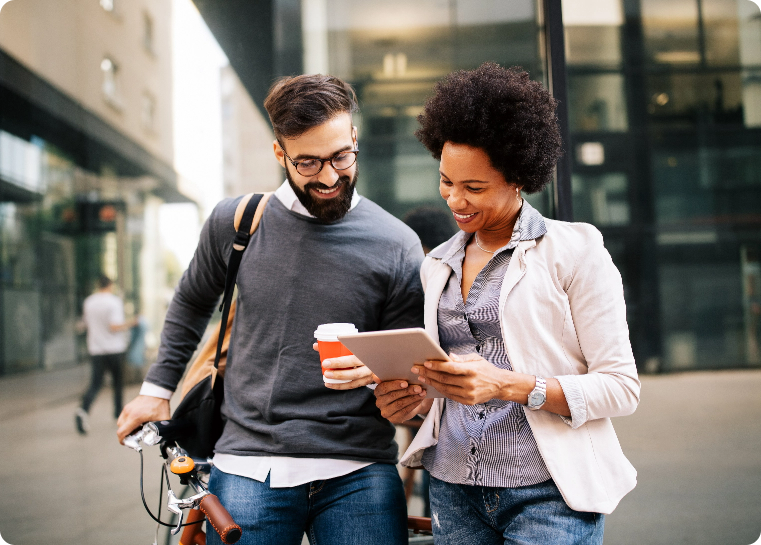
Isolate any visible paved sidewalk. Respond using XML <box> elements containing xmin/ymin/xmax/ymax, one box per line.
<box><xmin>0</xmin><ymin>367</ymin><xmax>760</xmax><ymax>544</ymax></box>
<box><xmin>605</xmin><ymin>369</ymin><xmax>761</xmax><ymax>545</ymax></box>
<box><xmin>0</xmin><ymin>364</ymin><xmax>90</xmax><ymax>421</ymax></box>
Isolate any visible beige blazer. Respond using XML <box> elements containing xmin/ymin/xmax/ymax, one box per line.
<box><xmin>400</xmin><ymin>219</ymin><xmax>641</xmax><ymax>515</ymax></box>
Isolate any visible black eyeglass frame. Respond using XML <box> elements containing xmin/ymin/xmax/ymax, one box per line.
<box><xmin>281</xmin><ymin>147</ymin><xmax>359</xmax><ymax>176</ymax></box>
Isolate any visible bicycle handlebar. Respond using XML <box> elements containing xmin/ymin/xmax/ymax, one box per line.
<box><xmin>199</xmin><ymin>494</ymin><xmax>242</xmax><ymax>544</ymax></box>
<box><xmin>147</xmin><ymin>418</ymin><xmax>194</xmax><ymax>443</ymax></box>
<box><xmin>124</xmin><ymin>421</ymin><xmax>243</xmax><ymax>543</ymax></box>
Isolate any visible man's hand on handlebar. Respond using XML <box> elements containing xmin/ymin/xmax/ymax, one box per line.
<box><xmin>117</xmin><ymin>395</ymin><xmax>171</xmax><ymax>443</ymax></box>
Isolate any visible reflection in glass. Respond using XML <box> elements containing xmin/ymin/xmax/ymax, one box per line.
<box><xmin>572</xmin><ymin>173</ymin><xmax>629</xmax><ymax>226</ymax></box>
<box><xmin>640</xmin><ymin>0</ymin><xmax>701</xmax><ymax>65</ymax></box>
<box><xmin>701</xmin><ymin>0</ymin><xmax>741</xmax><ymax>66</ymax></box>
<box><xmin>738</xmin><ymin>0</ymin><xmax>761</xmax><ymax>127</ymax></box>
<box><xmin>741</xmin><ymin>245</ymin><xmax>761</xmax><ymax>365</ymax></box>
<box><xmin>562</xmin><ymin>0</ymin><xmax>624</xmax><ymax>66</ymax></box>
<box><xmin>659</xmin><ymin>250</ymin><xmax>746</xmax><ymax>370</ymax></box>
<box><xmin>647</xmin><ymin>71</ymin><xmax>744</xmax><ymax>126</ymax></box>
<box><xmin>653</xmin><ymin>146</ymin><xmax>761</xmax><ymax>225</ymax></box>
<box><xmin>568</xmin><ymin>74</ymin><xmax>628</xmax><ymax>131</ymax></box>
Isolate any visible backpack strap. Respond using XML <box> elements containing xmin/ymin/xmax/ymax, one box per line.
<box><xmin>213</xmin><ymin>192</ymin><xmax>273</xmax><ymax>370</ymax></box>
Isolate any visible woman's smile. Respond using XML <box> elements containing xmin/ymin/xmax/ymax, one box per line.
<box><xmin>452</xmin><ymin>211</ymin><xmax>478</xmax><ymax>223</ymax></box>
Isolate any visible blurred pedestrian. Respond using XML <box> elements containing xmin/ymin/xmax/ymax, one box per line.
<box><xmin>403</xmin><ymin>206</ymin><xmax>457</xmax><ymax>254</ymax></box>
<box><xmin>75</xmin><ymin>275</ymin><xmax>137</xmax><ymax>435</ymax></box>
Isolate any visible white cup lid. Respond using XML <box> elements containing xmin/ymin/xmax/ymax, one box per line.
<box><xmin>314</xmin><ymin>323</ymin><xmax>358</xmax><ymax>341</ymax></box>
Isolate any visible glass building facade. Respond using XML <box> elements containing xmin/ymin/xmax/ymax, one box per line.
<box><xmin>2</xmin><ymin>0</ymin><xmax>759</xmax><ymax>374</ymax></box>
<box><xmin>230</xmin><ymin>0</ymin><xmax>760</xmax><ymax>372</ymax></box>
<box><xmin>563</xmin><ymin>0</ymin><xmax>761</xmax><ymax>371</ymax></box>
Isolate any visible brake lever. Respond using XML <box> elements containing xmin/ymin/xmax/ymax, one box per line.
<box><xmin>123</xmin><ymin>428</ymin><xmax>146</xmax><ymax>452</ymax></box>
<box><xmin>124</xmin><ymin>422</ymin><xmax>166</xmax><ymax>453</ymax></box>
<box><xmin>166</xmin><ymin>488</ymin><xmax>210</xmax><ymax>535</ymax></box>
<box><xmin>166</xmin><ymin>491</ymin><xmax>185</xmax><ymax>536</ymax></box>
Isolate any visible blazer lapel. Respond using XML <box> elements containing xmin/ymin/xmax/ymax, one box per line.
<box><xmin>498</xmin><ymin>239</ymin><xmax>536</xmax><ymax>313</ymax></box>
<box><xmin>423</xmin><ymin>260</ymin><xmax>451</xmax><ymax>346</ymax></box>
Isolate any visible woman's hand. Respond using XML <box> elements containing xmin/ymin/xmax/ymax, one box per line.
<box><xmin>415</xmin><ymin>353</ymin><xmax>534</xmax><ymax>406</ymax></box>
<box><xmin>314</xmin><ymin>343</ymin><xmax>375</xmax><ymax>390</ymax></box>
<box><xmin>374</xmin><ymin>380</ymin><xmax>433</xmax><ymax>423</ymax></box>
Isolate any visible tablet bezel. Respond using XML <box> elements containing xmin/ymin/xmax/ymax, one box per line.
<box><xmin>338</xmin><ymin>328</ymin><xmax>449</xmax><ymax>398</ymax></box>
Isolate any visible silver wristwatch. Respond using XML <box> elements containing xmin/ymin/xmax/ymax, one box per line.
<box><xmin>527</xmin><ymin>377</ymin><xmax>547</xmax><ymax>411</ymax></box>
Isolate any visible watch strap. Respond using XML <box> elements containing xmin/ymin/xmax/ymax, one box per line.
<box><xmin>527</xmin><ymin>377</ymin><xmax>547</xmax><ymax>411</ymax></box>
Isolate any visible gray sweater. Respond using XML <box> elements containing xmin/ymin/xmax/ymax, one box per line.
<box><xmin>145</xmin><ymin>196</ymin><xmax>425</xmax><ymax>463</ymax></box>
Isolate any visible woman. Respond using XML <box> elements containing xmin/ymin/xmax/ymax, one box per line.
<box><xmin>374</xmin><ymin>63</ymin><xmax>640</xmax><ymax>544</ymax></box>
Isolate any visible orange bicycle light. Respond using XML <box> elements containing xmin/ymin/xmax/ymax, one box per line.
<box><xmin>170</xmin><ymin>456</ymin><xmax>195</xmax><ymax>475</ymax></box>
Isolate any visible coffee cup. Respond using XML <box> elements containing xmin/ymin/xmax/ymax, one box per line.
<box><xmin>314</xmin><ymin>323</ymin><xmax>358</xmax><ymax>384</ymax></box>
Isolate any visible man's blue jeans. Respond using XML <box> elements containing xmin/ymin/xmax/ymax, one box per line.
<box><xmin>205</xmin><ymin>463</ymin><xmax>408</xmax><ymax>545</ymax></box>
<box><xmin>429</xmin><ymin>477</ymin><xmax>604</xmax><ymax>545</ymax></box>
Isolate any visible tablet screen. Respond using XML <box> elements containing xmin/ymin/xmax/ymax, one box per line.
<box><xmin>338</xmin><ymin>328</ymin><xmax>449</xmax><ymax>398</ymax></box>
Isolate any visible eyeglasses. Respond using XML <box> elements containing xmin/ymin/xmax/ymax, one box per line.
<box><xmin>281</xmin><ymin>147</ymin><xmax>359</xmax><ymax>177</ymax></box>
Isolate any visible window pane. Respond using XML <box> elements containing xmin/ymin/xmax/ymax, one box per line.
<box><xmin>563</xmin><ymin>0</ymin><xmax>624</xmax><ymax>66</ymax></box>
<box><xmin>647</xmin><ymin>71</ymin><xmax>744</xmax><ymax>126</ymax></box>
<box><xmin>572</xmin><ymin>172</ymin><xmax>630</xmax><ymax>226</ymax></box>
<box><xmin>702</xmin><ymin>0</ymin><xmax>741</xmax><ymax>66</ymax></box>
<box><xmin>640</xmin><ymin>0</ymin><xmax>701</xmax><ymax>65</ymax></box>
<box><xmin>568</xmin><ymin>74</ymin><xmax>628</xmax><ymax>131</ymax></box>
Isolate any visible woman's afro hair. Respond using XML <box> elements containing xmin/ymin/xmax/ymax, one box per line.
<box><xmin>415</xmin><ymin>63</ymin><xmax>563</xmax><ymax>194</ymax></box>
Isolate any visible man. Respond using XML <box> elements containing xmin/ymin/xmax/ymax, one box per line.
<box><xmin>76</xmin><ymin>275</ymin><xmax>136</xmax><ymax>434</ymax></box>
<box><xmin>117</xmin><ymin>74</ymin><xmax>424</xmax><ymax>545</ymax></box>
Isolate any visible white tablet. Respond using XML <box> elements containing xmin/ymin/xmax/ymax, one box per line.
<box><xmin>337</xmin><ymin>328</ymin><xmax>449</xmax><ymax>398</ymax></box>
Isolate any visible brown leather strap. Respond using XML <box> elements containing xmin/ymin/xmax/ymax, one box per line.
<box><xmin>177</xmin><ymin>192</ymin><xmax>272</xmax><ymax>400</ymax></box>
<box><xmin>234</xmin><ymin>192</ymin><xmax>273</xmax><ymax>234</ymax></box>
<box><xmin>407</xmin><ymin>515</ymin><xmax>433</xmax><ymax>534</ymax></box>
<box><xmin>199</xmin><ymin>494</ymin><xmax>242</xmax><ymax>544</ymax></box>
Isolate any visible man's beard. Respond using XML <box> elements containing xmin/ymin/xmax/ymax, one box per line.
<box><xmin>286</xmin><ymin>167</ymin><xmax>358</xmax><ymax>223</ymax></box>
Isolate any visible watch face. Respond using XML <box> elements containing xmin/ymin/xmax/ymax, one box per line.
<box><xmin>528</xmin><ymin>392</ymin><xmax>546</xmax><ymax>406</ymax></box>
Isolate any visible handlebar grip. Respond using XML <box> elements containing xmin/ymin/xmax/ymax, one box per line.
<box><xmin>148</xmin><ymin>419</ymin><xmax>194</xmax><ymax>443</ymax></box>
<box><xmin>199</xmin><ymin>494</ymin><xmax>242</xmax><ymax>544</ymax></box>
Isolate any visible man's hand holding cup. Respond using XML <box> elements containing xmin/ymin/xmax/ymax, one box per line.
<box><xmin>314</xmin><ymin>323</ymin><xmax>374</xmax><ymax>390</ymax></box>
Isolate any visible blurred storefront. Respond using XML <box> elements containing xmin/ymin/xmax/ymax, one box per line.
<box><xmin>193</xmin><ymin>0</ymin><xmax>760</xmax><ymax>372</ymax></box>
<box><xmin>0</xmin><ymin>0</ymin><xmax>194</xmax><ymax>375</ymax></box>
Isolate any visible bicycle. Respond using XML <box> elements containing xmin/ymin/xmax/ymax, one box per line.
<box><xmin>124</xmin><ymin>420</ymin><xmax>242</xmax><ymax>545</ymax></box>
<box><xmin>124</xmin><ymin>420</ymin><xmax>433</xmax><ymax>545</ymax></box>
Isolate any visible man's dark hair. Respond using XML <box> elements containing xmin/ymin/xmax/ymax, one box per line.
<box><xmin>264</xmin><ymin>74</ymin><xmax>359</xmax><ymax>142</ymax></box>
<box><xmin>98</xmin><ymin>275</ymin><xmax>113</xmax><ymax>289</ymax></box>
<box><xmin>415</xmin><ymin>63</ymin><xmax>562</xmax><ymax>194</ymax></box>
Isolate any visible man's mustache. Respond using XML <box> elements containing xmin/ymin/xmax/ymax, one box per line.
<box><xmin>304</xmin><ymin>176</ymin><xmax>352</xmax><ymax>192</ymax></box>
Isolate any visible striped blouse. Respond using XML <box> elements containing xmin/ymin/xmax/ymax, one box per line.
<box><xmin>421</xmin><ymin>201</ymin><xmax>552</xmax><ymax>488</ymax></box>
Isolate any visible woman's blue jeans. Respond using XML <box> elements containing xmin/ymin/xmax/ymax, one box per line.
<box><xmin>205</xmin><ymin>463</ymin><xmax>408</xmax><ymax>545</ymax></box>
<box><xmin>429</xmin><ymin>477</ymin><xmax>605</xmax><ymax>545</ymax></box>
